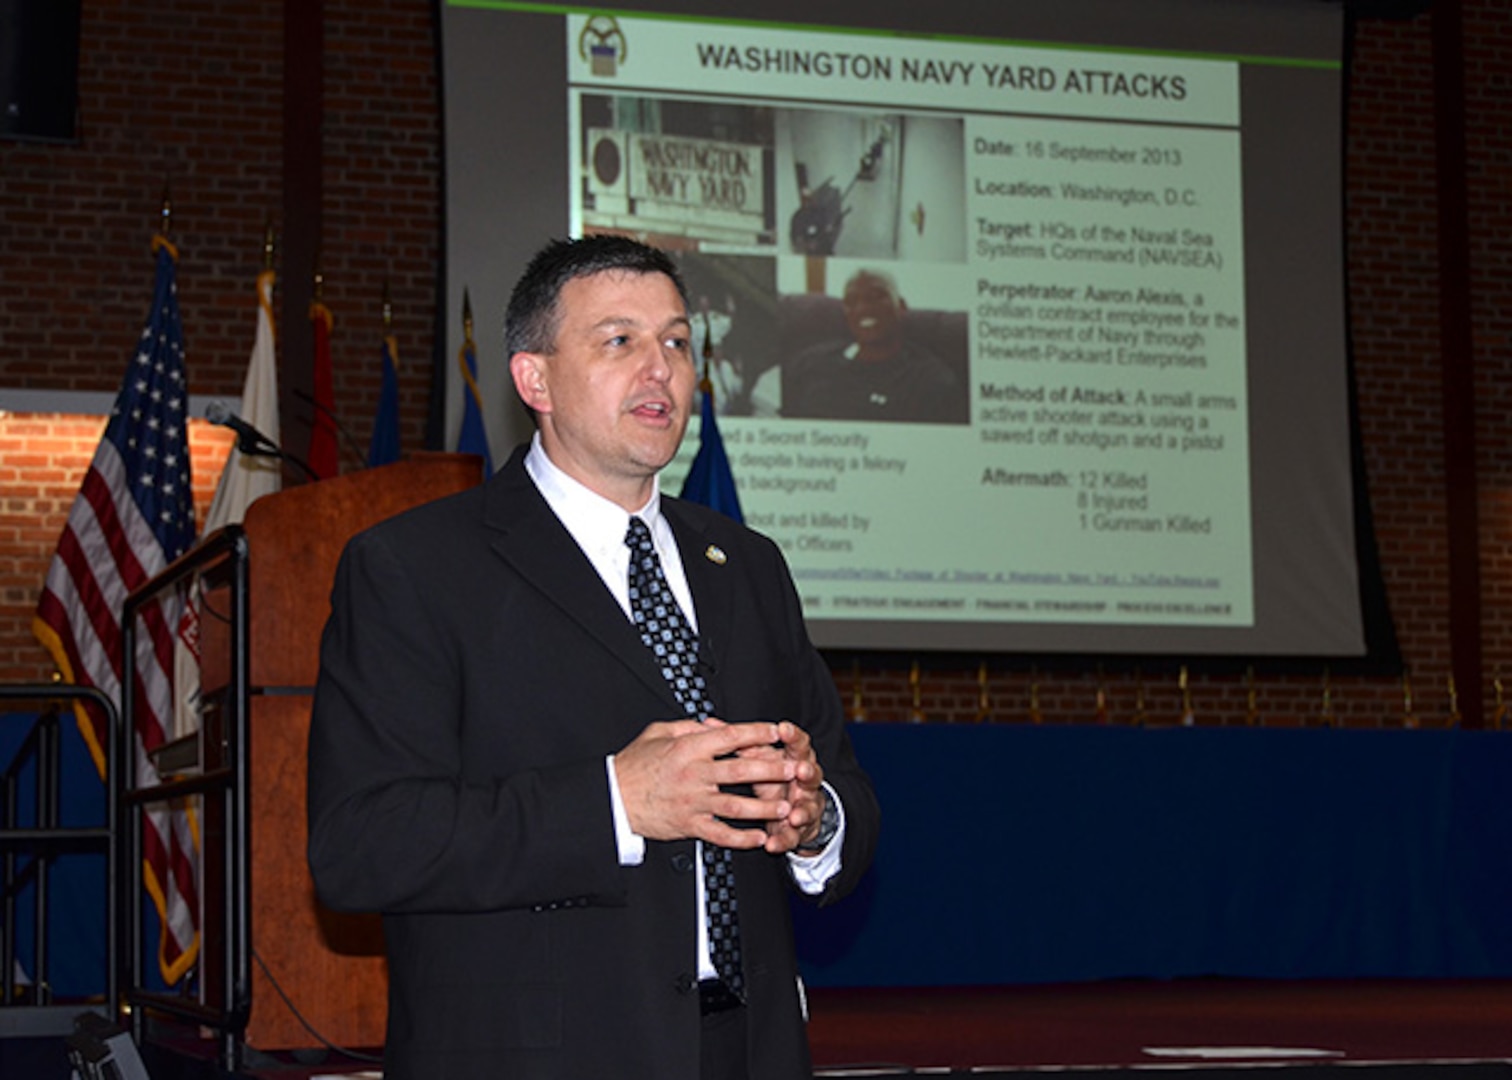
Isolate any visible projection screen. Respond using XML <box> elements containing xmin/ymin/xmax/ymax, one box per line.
<box><xmin>439</xmin><ymin>0</ymin><xmax>1368</xmax><ymax>657</ymax></box>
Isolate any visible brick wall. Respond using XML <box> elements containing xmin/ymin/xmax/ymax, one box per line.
<box><xmin>1466</xmin><ymin>1</ymin><xmax>1512</xmax><ymax>713</ymax></box>
<box><xmin>2</xmin><ymin>1</ymin><xmax>1506</xmax><ymax>727</ymax></box>
<box><xmin>0</xmin><ymin>414</ymin><xmax>233</xmax><ymax>681</ymax></box>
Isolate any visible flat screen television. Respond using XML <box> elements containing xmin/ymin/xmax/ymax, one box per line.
<box><xmin>1</xmin><ymin>0</ymin><xmax>82</xmax><ymax>142</ymax></box>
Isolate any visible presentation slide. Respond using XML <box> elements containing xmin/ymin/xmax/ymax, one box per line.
<box><xmin>441</xmin><ymin>1</ymin><xmax>1365</xmax><ymax>657</ymax></box>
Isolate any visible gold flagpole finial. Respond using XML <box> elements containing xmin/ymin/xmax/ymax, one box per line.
<box><xmin>263</xmin><ymin>218</ymin><xmax>276</xmax><ymax>270</ymax></box>
<box><xmin>462</xmin><ymin>288</ymin><xmax>475</xmax><ymax>342</ymax></box>
<box><xmin>1447</xmin><ymin>674</ymin><xmax>1461</xmax><ymax>728</ymax></box>
<box><xmin>311</xmin><ymin>238</ymin><xmax>325</xmax><ymax>302</ymax></box>
<box><xmin>1028</xmin><ymin>666</ymin><xmax>1043</xmax><ymax>726</ymax></box>
<box><xmin>1179</xmin><ymin>665</ymin><xmax>1194</xmax><ymax>726</ymax></box>
<box><xmin>1093</xmin><ymin>664</ymin><xmax>1109</xmax><ymax>725</ymax></box>
<box><xmin>909</xmin><ymin>660</ymin><xmax>926</xmax><ymax>724</ymax></box>
<box><xmin>1401</xmin><ymin>667</ymin><xmax>1417</xmax><ymax>729</ymax></box>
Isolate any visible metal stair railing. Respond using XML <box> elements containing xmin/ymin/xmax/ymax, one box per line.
<box><xmin>0</xmin><ymin>683</ymin><xmax>118</xmax><ymax>1039</ymax></box>
<box><xmin>120</xmin><ymin>525</ymin><xmax>250</xmax><ymax>1071</ymax></box>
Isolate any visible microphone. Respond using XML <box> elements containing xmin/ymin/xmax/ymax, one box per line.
<box><xmin>204</xmin><ymin>400</ymin><xmax>319</xmax><ymax>482</ymax></box>
<box><xmin>205</xmin><ymin>400</ymin><xmax>280</xmax><ymax>457</ymax></box>
<box><xmin>292</xmin><ymin>388</ymin><xmax>368</xmax><ymax>470</ymax></box>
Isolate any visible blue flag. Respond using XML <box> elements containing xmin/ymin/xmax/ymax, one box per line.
<box><xmin>456</xmin><ymin>339</ymin><xmax>493</xmax><ymax>477</ymax></box>
<box><xmin>679</xmin><ymin>383</ymin><xmax>743</xmax><ymax>523</ymax></box>
<box><xmin>367</xmin><ymin>333</ymin><xmax>402</xmax><ymax>467</ymax></box>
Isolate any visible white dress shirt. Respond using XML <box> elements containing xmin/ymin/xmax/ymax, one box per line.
<box><xmin>523</xmin><ymin>435</ymin><xmax>844</xmax><ymax>976</ymax></box>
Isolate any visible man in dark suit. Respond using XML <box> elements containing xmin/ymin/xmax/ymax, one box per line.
<box><xmin>307</xmin><ymin>236</ymin><xmax>879</xmax><ymax>1079</ymax></box>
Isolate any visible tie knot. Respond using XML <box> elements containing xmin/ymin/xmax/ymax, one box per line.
<box><xmin>625</xmin><ymin>515</ymin><xmax>653</xmax><ymax>552</ymax></box>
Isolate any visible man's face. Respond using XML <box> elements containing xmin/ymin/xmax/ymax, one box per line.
<box><xmin>842</xmin><ymin>273</ymin><xmax>905</xmax><ymax>355</ymax></box>
<box><xmin>514</xmin><ymin>269</ymin><xmax>696</xmax><ymax>509</ymax></box>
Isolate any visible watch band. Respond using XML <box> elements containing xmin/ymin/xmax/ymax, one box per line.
<box><xmin>795</xmin><ymin>790</ymin><xmax>839</xmax><ymax>854</ymax></box>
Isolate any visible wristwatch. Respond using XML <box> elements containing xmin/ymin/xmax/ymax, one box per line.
<box><xmin>795</xmin><ymin>790</ymin><xmax>839</xmax><ymax>855</ymax></box>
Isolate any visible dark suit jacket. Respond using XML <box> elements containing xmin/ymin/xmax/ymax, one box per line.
<box><xmin>307</xmin><ymin>445</ymin><xmax>879</xmax><ymax>1080</ymax></box>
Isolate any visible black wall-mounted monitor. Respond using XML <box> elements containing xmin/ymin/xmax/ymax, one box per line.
<box><xmin>1</xmin><ymin>0</ymin><xmax>82</xmax><ymax>142</ymax></box>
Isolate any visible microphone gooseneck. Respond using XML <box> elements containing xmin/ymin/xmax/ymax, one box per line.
<box><xmin>204</xmin><ymin>401</ymin><xmax>320</xmax><ymax>482</ymax></box>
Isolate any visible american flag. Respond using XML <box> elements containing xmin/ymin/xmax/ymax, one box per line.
<box><xmin>32</xmin><ymin>235</ymin><xmax>202</xmax><ymax>984</ymax></box>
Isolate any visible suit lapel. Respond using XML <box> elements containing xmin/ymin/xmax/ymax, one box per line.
<box><xmin>481</xmin><ymin>450</ymin><xmax>683</xmax><ymax>710</ymax></box>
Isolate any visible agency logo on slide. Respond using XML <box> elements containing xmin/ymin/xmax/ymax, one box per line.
<box><xmin>579</xmin><ymin>15</ymin><xmax>628</xmax><ymax>77</ymax></box>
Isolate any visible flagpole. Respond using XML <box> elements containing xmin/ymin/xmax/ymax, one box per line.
<box><xmin>204</xmin><ymin>224</ymin><xmax>287</xmax><ymax>530</ymax></box>
<box><xmin>678</xmin><ymin>310</ymin><xmax>745</xmax><ymax>523</ymax></box>
<box><xmin>306</xmin><ymin>256</ymin><xmax>342</xmax><ymax>478</ymax></box>
<box><xmin>367</xmin><ymin>279</ymin><xmax>403</xmax><ymax>468</ymax></box>
<box><xmin>456</xmin><ymin>287</ymin><xmax>494</xmax><ymax>476</ymax></box>
<box><xmin>33</xmin><ymin>210</ymin><xmax>202</xmax><ymax>985</ymax></box>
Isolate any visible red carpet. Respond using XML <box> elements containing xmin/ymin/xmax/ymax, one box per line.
<box><xmin>13</xmin><ymin>977</ymin><xmax>1512</xmax><ymax>1078</ymax></box>
<box><xmin>807</xmin><ymin>980</ymin><xmax>1512</xmax><ymax>1075</ymax></box>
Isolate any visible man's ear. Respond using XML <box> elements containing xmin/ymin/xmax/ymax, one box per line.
<box><xmin>510</xmin><ymin>351</ymin><xmax>551</xmax><ymax>414</ymax></box>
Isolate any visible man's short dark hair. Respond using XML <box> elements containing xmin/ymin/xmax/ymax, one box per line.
<box><xmin>505</xmin><ymin>235</ymin><xmax>689</xmax><ymax>357</ymax></box>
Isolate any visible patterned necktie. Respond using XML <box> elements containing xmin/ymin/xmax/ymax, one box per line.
<box><xmin>624</xmin><ymin>516</ymin><xmax>744</xmax><ymax>998</ymax></box>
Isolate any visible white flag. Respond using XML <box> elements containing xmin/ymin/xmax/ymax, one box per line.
<box><xmin>205</xmin><ymin>268</ymin><xmax>281</xmax><ymax>531</ymax></box>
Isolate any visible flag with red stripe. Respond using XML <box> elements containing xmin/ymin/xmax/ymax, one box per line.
<box><xmin>32</xmin><ymin>234</ymin><xmax>201</xmax><ymax>985</ymax></box>
<box><xmin>308</xmin><ymin>300</ymin><xmax>338</xmax><ymax>479</ymax></box>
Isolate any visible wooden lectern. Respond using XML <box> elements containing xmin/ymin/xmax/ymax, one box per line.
<box><xmin>229</xmin><ymin>455</ymin><xmax>481</xmax><ymax>1052</ymax></box>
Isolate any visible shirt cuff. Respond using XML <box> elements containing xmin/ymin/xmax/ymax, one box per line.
<box><xmin>787</xmin><ymin>782</ymin><xmax>845</xmax><ymax>894</ymax></box>
<box><xmin>606</xmin><ymin>755</ymin><xmax>645</xmax><ymax>866</ymax></box>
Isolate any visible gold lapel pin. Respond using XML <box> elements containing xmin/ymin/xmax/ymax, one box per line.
<box><xmin>705</xmin><ymin>544</ymin><xmax>727</xmax><ymax>565</ymax></box>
